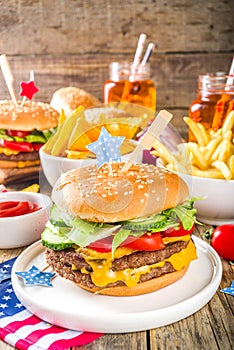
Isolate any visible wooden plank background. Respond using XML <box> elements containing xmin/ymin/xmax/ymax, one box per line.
<box><xmin>0</xmin><ymin>0</ymin><xmax>233</xmax><ymax>137</ymax></box>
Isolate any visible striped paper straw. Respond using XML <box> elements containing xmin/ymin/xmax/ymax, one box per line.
<box><xmin>130</xmin><ymin>33</ymin><xmax>147</xmax><ymax>81</ymax></box>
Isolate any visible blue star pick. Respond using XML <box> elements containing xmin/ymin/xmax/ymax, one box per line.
<box><xmin>221</xmin><ymin>280</ymin><xmax>234</xmax><ymax>297</ymax></box>
<box><xmin>86</xmin><ymin>127</ymin><xmax>125</xmax><ymax>167</ymax></box>
<box><xmin>15</xmin><ymin>265</ymin><xmax>56</xmax><ymax>287</ymax></box>
<box><xmin>0</xmin><ymin>268</ymin><xmax>11</xmax><ymax>283</ymax></box>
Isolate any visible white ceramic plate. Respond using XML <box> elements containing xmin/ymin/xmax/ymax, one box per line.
<box><xmin>11</xmin><ymin>236</ymin><xmax>222</xmax><ymax>333</ymax></box>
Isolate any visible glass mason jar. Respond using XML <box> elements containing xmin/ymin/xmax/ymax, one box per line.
<box><xmin>103</xmin><ymin>61</ymin><xmax>156</xmax><ymax>110</ymax></box>
<box><xmin>188</xmin><ymin>72</ymin><xmax>234</xmax><ymax>141</ymax></box>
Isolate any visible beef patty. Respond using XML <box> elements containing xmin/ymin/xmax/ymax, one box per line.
<box><xmin>46</xmin><ymin>240</ymin><xmax>189</xmax><ymax>290</ymax></box>
<box><xmin>0</xmin><ymin>151</ymin><xmax>39</xmax><ymax>162</ymax></box>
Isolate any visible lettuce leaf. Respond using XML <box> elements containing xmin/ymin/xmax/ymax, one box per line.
<box><xmin>162</xmin><ymin>197</ymin><xmax>201</xmax><ymax>231</ymax></box>
<box><xmin>45</xmin><ymin>198</ymin><xmax>200</xmax><ymax>254</ymax></box>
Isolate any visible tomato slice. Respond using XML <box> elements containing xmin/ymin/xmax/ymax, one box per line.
<box><xmin>162</xmin><ymin>224</ymin><xmax>195</xmax><ymax>238</ymax></box>
<box><xmin>88</xmin><ymin>236</ymin><xmax>113</xmax><ymax>252</ymax></box>
<box><xmin>122</xmin><ymin>232</ymin><xmax>165</xmax><ymax>251</ymax></box>
<box><xmin>0</xmin><ymin>139</ymin><xmax>33</xmax><ymax>152</ymax></box>
<box><xmin>32</xmin><ymin>143</ymin><xmax>43</xmax><ymax>151</ymax></box>
<box><xmin>0</xmin><ymin>139</ymin><xmax>43</xmax><ymax>152</ymax></box>
<box><xmin>6</xmin><ymin>130</ymin><xmax>31</xmax><ymax>138</ymax></box>
<box><xmin>88</xmin><ymin>232</ymin><xmax>165</xmax><ymax>252</ymax></box>
<box><xmin>87</xmin><ymin>225</ymin><xmax>194</xmax><ymax>253</ymax></box>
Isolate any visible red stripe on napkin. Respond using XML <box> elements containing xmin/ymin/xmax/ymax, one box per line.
<box><xmin>47</xmin><ymin>332</ymin><xmax>103</xmax><ymax>350</ymax></box>
<box><xmin>0</xmin><ymin>258</ymin><xmax>103</xmax><ymax>350</ymax></box>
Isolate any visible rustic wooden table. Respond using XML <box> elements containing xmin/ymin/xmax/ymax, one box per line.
<box><xmin>0</xmin><ymin>179</ymin><xmax>233</xmax><ymax>350</ymax></box>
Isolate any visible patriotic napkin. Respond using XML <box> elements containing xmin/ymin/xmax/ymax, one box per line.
<box><xmin>0</xmin><ymin>258</ymin><xmax>102</xmax><ymax>350</ymax></box>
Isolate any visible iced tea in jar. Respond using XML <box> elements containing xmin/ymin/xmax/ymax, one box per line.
<box><xmin>188</xmin><ymin>73</ymin><xmax>234</xmax><ymax>141</ymax></box>
<box><xmin>103</xmin><ymin>61</ymin><xmax>156</xmax><ymax>110</ymax></box>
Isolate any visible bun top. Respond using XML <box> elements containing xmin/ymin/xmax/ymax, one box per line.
<box><xmin>0</xmin><ymin>100</ymin><xmax>59</xmax><ymax>131</ymax></box>
<box><xmin>53</xmin><ymin>162</ymin><xmax>189</xmax><ymax>223</ymax></box>
<box><xmin>50</xmin><ymin>86</ymin><xmax>100</xmax><ymax>116</ymax></box>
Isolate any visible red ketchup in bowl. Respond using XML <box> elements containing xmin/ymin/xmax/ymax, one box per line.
<box><xmin>0</xmin><ymin>201</ymin><xmax>42</xmax><ymax>218</ymax></box>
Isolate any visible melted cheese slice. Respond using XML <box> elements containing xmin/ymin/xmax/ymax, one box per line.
<box><xmin>0</xmin><ymin>147</ymin><xmax>19</xmax><ymax>155</ymax></box>
<box><xmin>76</xmin><ymin>235</ymin><xmax>197</xmax><ymax>288</ymax></box>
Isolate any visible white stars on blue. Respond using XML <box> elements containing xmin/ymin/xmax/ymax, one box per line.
<box><xmin>0</xmin><ymin>258</ymin><xmax>25</xmax><ymax>319</ymax></box>
<box><xmin>86</xmin><ymin>127</ymin><xmax>125</xmax><ymax>167</ymax></box>
<box><xmin>15</xmin><ymin>265</ymin><xmax>56</xmax><ymax>287</ymax></box>
<box><xmin>221</xmin><ymin>280</ymin><xmax>234</xmax><ymax>297</ymax></box>
<box><xmin>0</xmin><ymin>266</ymin><xmax>11</xmax><ymax>283</ymax></box>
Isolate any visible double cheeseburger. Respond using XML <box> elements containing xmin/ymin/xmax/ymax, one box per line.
<box><xmin>42</xmin><ymin>162</ymin><xmax>198</xmax><ymax>296</ymax></box>
<box><xmin>0</xmin><ymin>100</ymin><xmax>59</xmax><ymax>175</ymax></box>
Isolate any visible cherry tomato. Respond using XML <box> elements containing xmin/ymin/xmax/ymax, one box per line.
<box><xmin>0</xmin><ymin>201</ymin><xmax>41</xmax><ymax>218</ymax></box>
<box><xmin>0</xmin><ymin>139</ymin><xmax>33</xmax><ymax>152</ymax></box>
<box><xmin>162</xmin><ymin>224</ymin><xmax>195</xmax><ymax>238</ymax></box>
<box><xmin>211</xmin><ymin>224</ymin><xmax>234</xmax><ymax>260</ymax></box>
<box><xmin>6</xmin><ymin>130</ymin><xmax>31</xmax><ymax>138</ymax></box>
<box><xmin>122</xmin><ymin>232</ymin><xmax>165</xmax><ymax>251</ymax></box>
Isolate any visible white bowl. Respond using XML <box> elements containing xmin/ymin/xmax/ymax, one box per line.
<box><xmin>0</xmin><ymin>192</ymin><xmax>52</xmax><ymax>248</ymax></box>
<box><xmin>180</xmin><ymin>173</ymin><xmax>234</xmax><ymax>225</ymax></box>
<box><xmin>39</xmin><ymin>148</ymin><xmax>96</xmax><ymax>187</ymax></box>
<box><xmin>39</xmin><ymin>144</ymin><xmax>143</xmax><ymax>187</ymax></box>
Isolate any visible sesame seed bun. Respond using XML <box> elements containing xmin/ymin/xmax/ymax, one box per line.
<box><xmin>53</xmin><ymin>162</ymin><xmax>189</xmax><ymax>222</ymax></box>
<box><xmin>50</xmin><ymin>86</ymin><xmax>100</xmax><ymax>116</ymax></box>
<box><xmin>0</xmin><ymin>100</ymin><xmax>60</xmax><ymax>131</ymax></box>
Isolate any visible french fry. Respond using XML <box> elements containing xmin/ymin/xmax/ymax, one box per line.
<box><xmin>223</xmin><ymin>130</ymin><xmax>232</xmax><ymax>140</ymax></box>
<box><xmin>212</xmin><ymin>160</ymin><xmax>233</xmax><ymax>180</ymax></box>
<box><xmin>222</xmin><ymin>110</ymin><xmax>234</xmax><ymax>135</ymax></box>
<box><xmin>217</xmin><ymin>139</ymin><xmax>232</xmax><ymax>163</ymax></box>
<box><xmin>151</xmin><ymin>114</ymin><xmax>234</xmax><ymax>180</ymax></box>
<box><xmin>197</xmin><ymin>122</ymin><xmax>210</xmax><ymax>145</ymax></box>
<box><xmin>186</xmin><ymin>142</ymin><xmax>208</xmax><ymax>170</ymax></box>
<box><xmin>205</xmin><ymin>135</ymin><xmax>222</xmax><ymax>163</ymax></box>
<box><xmin>227</xmin><ymin>155</ymin><xmax>234</xmax><ymax>176</ymax></box>
<box><xmin>191</xmin><ymin>166</ymin><xmax>224</xmax><ymax>179</ymax></box>
<box><xmin>151</xmin><ymin>139</ymin><xmax>177</xmax><ymax>165</ymax></box>
<box><xmin>183</xmin><ymin>117</ymin><xmax>206</xmax><ymax>146</ymax></box>
<box><xmin>210</xmin><ymin>129</ymin><xmax>222</xmax><ymax>138</ymax></box>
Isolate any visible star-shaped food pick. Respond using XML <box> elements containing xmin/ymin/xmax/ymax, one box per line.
<box><xmin>20</xmin><ymin>80</ymin><xmax>39</xmax><ymax>100</ymax></box>
<box><xmin>86</xmin><ymin>127</ymin><xmax>125</xmax><ymax>167</ymax></box>
<box><xmin>15</xmin><ymin>265</ymin><xmax>56</xmax><ymax>287</ymax></box>
<box><xmin>0</xmin><ymin>269</ymin><xmax>11</xmax><ymax>284</ymax></box>
<box><xmin>221</xmin><ymin>280</ymin><xmax>234</xmax><ymax>297</ymax></box>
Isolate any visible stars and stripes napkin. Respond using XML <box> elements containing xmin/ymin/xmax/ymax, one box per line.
<box><xmin>0</xmin><ymin>258</ymin><xmax>102</xmax><ymax>350</ymax></box>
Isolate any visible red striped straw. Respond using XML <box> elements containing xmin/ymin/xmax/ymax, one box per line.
<box><xmin>130</xmin><ymin>33</ymin><xmax>147</xmax><ymax>82</ymax></box>
<box><xmin>140</xmin><ymin>42</ymin><xmax>155</xmax><ymax>66</ymax></box>
<box><xmin>138</xmin><ymin>42</ymin><xmax>155</xmax><ymax>75</ymax></box>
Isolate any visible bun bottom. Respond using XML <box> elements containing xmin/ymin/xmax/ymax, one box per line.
<box><xmin>75</xmin><ymin>266</ymin><xmax>189</xmax><ymax>296</ymax></box>
<box><xmin>0</xmin><ymin>165</ymin><xmax>40</xmax><ymax>185</ymax></box>
<box><xmin>0</xmin><ymin>159</ymin><xmax>40</xmax><ymax>168</ymax></box>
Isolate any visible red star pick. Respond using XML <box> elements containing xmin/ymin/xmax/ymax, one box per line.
<box><xmin>20</xmin><ymin>80</ymin><xmax>39</xmax><ymax>100</ymax></box>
